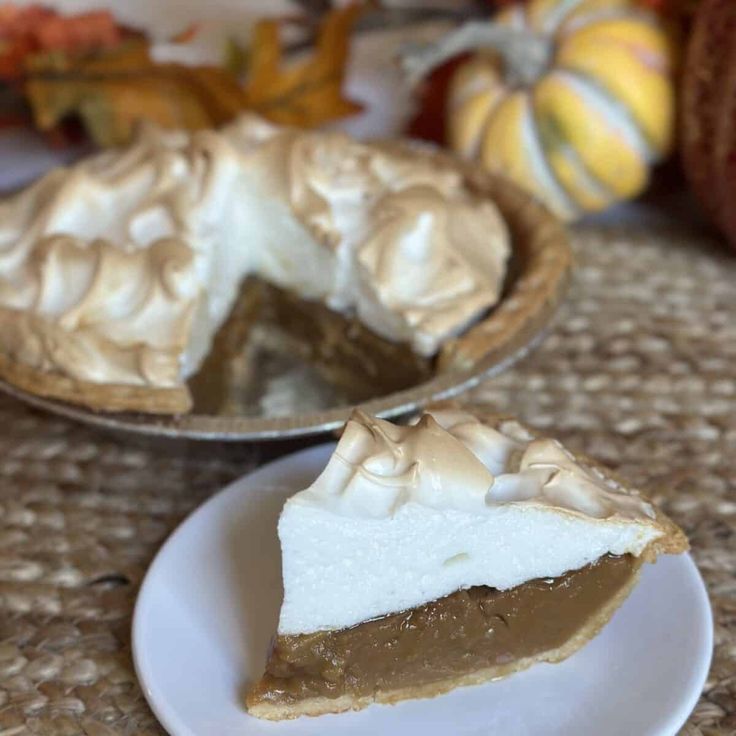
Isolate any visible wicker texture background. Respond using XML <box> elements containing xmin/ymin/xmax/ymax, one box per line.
<box><xmin>0</xmin><ymin>223</ymin><xmax>733</xmax><ymax>735</ymax></box>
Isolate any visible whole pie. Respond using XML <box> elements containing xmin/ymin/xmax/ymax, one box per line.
<box><xmin>246</xmin><ymin>406</ymin><xmax>688</xmax><ymax>720</ymax></box>
<box><xmin>0</xmin><ymin>114</ymin><xmax>512</xmax><ymax>414</ymax></box>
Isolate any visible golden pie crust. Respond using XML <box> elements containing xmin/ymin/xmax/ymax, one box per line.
<box><xmin>0</xmin><ymin>352</ymin><xmax>192</xmax><ymax>415</ymax></box>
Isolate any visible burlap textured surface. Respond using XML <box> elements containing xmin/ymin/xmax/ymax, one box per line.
<box><xmin>0</xmin><ymin>223</ymin><xmax>733</xmax><ymax>735</ymax></box>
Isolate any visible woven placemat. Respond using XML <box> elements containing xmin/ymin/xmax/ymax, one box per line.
<box><xmin>0</xmin><ymin>222</ymin><xmax>733</xmax><ymax>735</ymax></box>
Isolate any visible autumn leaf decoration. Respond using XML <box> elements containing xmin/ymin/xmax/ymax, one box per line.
<box><xmin>245</xmin><ymin>3</ymin><xmax>363</xmax><ymax>127</ymax></box>
<box><xmin>0</xmin><ymin>3</ymin><xmax>362</xmax><ymax>147</ymax></box>
<box><xmin>23</xmin><ymin>41</ymin><xmax>251</xmax><ymax>147</ymax></box>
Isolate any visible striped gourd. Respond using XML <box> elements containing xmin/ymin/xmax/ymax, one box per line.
<box><xmin>447</xmin><ymin>0</ymin><xmax>676</xmax><ymax>220</ymax></box>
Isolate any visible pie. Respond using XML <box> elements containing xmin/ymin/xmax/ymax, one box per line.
<box><xmin>0</xmin><ymin>114</ymin><xmax>511</xmax><ymax>414</ymax></box>
<box><xmin>246</xmin><ymin>406</ymin><xmax>688</xmax><ymax>720</ymax></box>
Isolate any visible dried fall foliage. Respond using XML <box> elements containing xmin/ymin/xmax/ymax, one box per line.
<box><xmin>245</xmin><ymin>3</ymin><xmax>362</xmax><ymax>127</ymax></box>
<box><xmin>0</xmin><ymin>3</ymin><xmax>362</xmax><ymax>146</ymax></box>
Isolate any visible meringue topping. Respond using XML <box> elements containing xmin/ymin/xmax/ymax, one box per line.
<box><xmin>300</xmin><ymin>411</ymin><xmax>494</xmax><ymax>519</ymax></box>
<box><xmin>301</xmin><ymin>408</ymin><xmax>656</xmax><ymax>523</ymax></box>
<box><xmin>428</xmin><ymin>408</ymin><xmax>656</xmax><ymax>520</ymax></box>
<box><xmin>277</xmin><ymin>409</ymin><xmax>666</xmax><ymax>634</ymax></box>
<box><xmin>0</xmin><ymin>114</ymin><xmax>510</xmax><ymax>390</ymax></box>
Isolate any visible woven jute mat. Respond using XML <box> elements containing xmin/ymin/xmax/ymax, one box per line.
<box><xmin>0</xmin><ymin>222</ymin><xmax>733</xmax><ymax>735</ymax></box>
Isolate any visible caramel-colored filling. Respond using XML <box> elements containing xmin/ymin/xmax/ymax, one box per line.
<box><xmin>189</xmin><ymin>278</ymin><xmax>433</xmax><ymax>413</ymax></box>
<box><xmin>248</xmin><ymin>554</ymin><xmax>638</xmax><ymax>707</ymax></box>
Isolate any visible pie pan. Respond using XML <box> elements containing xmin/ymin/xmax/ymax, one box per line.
<box><xmin>0</xmin><ymin>147</ymin><xmax>572</xmax><ymax>441</ymax></box>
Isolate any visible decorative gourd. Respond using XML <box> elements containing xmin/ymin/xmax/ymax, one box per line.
<box><xmin>435</xmin><ymin>0</ymin><xmax>676</xmax><ymax>220</ymax></box>
<box><xmin>681</xmin><ymin>0</ymin><xmax>736</xmax><ymax>248</ymax></box>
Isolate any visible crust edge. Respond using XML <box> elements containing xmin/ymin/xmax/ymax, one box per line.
<box><xmin>0</xmin><ymin>352</ymin><xmax>192</xmax><ymax>415</ymax></box>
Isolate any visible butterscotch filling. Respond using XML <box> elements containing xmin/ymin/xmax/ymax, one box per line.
<box><xmin>247</xmin><ymin>554</ymin><xmax>639</xmax><ymax>707</ymax></box>
<box><xmin>189</xmin><ymin>278</ymin><xmax>434</xmax><ymax>413</ymax></box>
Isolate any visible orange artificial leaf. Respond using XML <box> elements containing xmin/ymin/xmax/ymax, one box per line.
<box><xmin>244</xmin><ymin>3</ymin><xmax>363</xmax><ymax>127</ymax></box>
<box><xmin>23</xmin><ymin>39</ymin><xmax>250</xmax><ymax>147</ymax></box>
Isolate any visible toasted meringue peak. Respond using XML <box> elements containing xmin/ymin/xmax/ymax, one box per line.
<box><xmin>298</xmin><ymin>410</ymin><xmax>494</xmax><ymax>519</ymax></box>
<box><xmin>427</xmin><ymin>408</ymin><xmax>656</xmax><ymax>521</ymax></box>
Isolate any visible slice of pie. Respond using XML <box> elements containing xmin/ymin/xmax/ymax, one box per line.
<box><xmin>246</xmin><ymin>406</ymin><xmax>688</xmax><ymax>720</ymax></box>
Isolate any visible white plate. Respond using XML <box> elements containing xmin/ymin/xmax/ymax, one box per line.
<box><xmin>132</xmin><ymin>444</ymin><xmax>713</xmax><ymax>736</ymax></box>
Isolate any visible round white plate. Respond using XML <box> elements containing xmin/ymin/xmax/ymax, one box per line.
<box><xmin>133</xmin><ymin>444</ymin><xmax>713</xmax><ymax>736</ymax></box>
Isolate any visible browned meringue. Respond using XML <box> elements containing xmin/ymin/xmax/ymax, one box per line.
<box><xmin>0</xmin><ymin>115</ymin><xmax>510</xmax><ymax>390</ymax></box>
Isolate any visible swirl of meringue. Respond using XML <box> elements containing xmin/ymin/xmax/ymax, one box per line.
<box><xmin>0</xmin><ymin>236</ymin><xmax>199</xmax><ymax>386</ymax></box>
<box><xmin>493</xmin><ymin>439</ymin><xmax>657</xmax><ymax>521</ymax></box>
<box><xmin>288</xmin><ymin>131</ymin><xmax>380</xmax><ymax>248</ymax></box>
<box><xmin>300</xmin><ymin>410</ymin><xmax>494</xmax><ymax>518</ymax></box>
<box><xmin>356</xmin><ymin>185</ymin><xmax>509</xmax><ymax>354</ymax></box>
<box><xmin>429</xmin><ymin>408</ymin><xmax>656</xmax><ymax>521</ymax></box>
<box><xmin>287</xmin><ymin>132</ymin><xmax>465</xmax><ymax>250</ymax></box>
